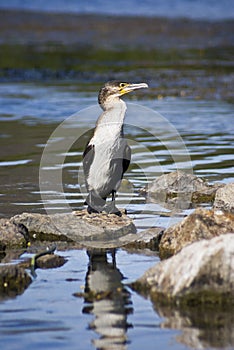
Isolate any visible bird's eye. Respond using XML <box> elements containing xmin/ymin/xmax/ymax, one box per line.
<box><xmin>119</xmin><ymin>83</ymin><xmax>126</xmax><ymax>88</ymax></box>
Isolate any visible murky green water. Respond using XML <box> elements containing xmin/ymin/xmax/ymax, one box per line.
<box><xmin>0</xmin><ymin>82</ymin><xmax>234</xmax><ymax>349</ymax></box>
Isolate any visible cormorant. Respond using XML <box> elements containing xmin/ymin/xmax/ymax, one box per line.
<box><xmin>83</xmin><ymin>81</ymin><xmax>148</xmax><ymax>216</ymax></box>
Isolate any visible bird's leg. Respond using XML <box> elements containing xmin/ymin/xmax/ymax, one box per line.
<box><xmin>104</xmin><ymin>190</ymin><xmax>122</xmax><ymax>216</ymax></box>
<box><xmin>86</xmin><ymin>191</ymin><xmax>106</xmax><ymax>214</ymax></box>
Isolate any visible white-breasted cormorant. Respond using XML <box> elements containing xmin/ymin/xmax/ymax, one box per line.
<box><xmin>83</xmin><ymin>81</ymin><xmax>148</xmax><ymax>215</ymax></box>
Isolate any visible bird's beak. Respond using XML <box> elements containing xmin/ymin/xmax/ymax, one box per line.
<box><xmin>120</xmin><ymin>82</ymin><xmax>148</xmax><ymax>95</ymax></box>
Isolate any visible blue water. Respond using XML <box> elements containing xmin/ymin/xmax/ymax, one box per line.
<box><xmin>0</xmin><ymin>0</ymin><xmax>233</xmax><ymax>20</ymax></box>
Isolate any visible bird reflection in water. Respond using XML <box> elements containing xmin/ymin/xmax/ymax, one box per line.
<box><xmin>82</xmin><ymin>250</ymin><xmax>133</xmax><ymax>349</ymax></box>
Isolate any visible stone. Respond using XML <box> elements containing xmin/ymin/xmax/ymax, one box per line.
<box><xmin>11</xmin><ymin>210</ymin><xmax>137</xmax><ymax>249</ymax></box>
<box><xmin>133</xmin><ymin>233</ymin><xmax>234</xmax><ymax>304</ymax></box>
<box><xmin>159</xmin><ymin>208</ymin><xmax>234</xmax><ymax>258</ymax></box>
<box><xmin>123</xmin><ymin>227</ymin><xmax>164</xmax><ymax>250</ymax></box>
<box><xmin>214</xmin><ymin>182</ymin><xmax>234</xmax><ymax>213</ymax></box>
<box><xmin>0</xmin><ymin>219</ymin><xmax>28</xmax><ymax>250</ymax></box>
<box><xmin>0</xmin><ymin>265</ymin><xmax>32</xmax><ymax>300</ymax></box>
<box><xmin>35</xmin><ymin>254</ymin><xmax>67</xmax><ymax>269</ymax></box>
<box><xmin>142</xmin><ymin>171</ymin><xmax>223</xmax><ymax>208</ymax></box>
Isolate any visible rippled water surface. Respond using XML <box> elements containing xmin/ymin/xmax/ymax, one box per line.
<box><xmin>0</xmin><ymin>82</ymin><xmax>234</xmax><ymax>350</ymax></box>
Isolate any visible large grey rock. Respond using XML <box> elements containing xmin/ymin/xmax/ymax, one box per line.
<box><xmin>11</xmin><ymin>211</ymin><xmax>138</xmax><ymax>249</ymax></box>
<box><xmin>133</xmin><ymin>234</ymin><xmax>234</xmax><ymax>304</ymax></box>
<box><xmin>0</xmin><ymin>219</ymin><xmax>28</xmax><ymax>250</ymax></box>
<box><xmin>143</xmin><ymin>171</ymin><xmax>223</xmax><ymax>208</ymax></box>
<box><xmin>159</xmin><ymin>208</ymin><xmax>234</xmax><ymax>258</ymax></box>
<box><xmin>214</xmin><ymin>182</ymin><xmax>234</xmax><ymax>213</ymax></box>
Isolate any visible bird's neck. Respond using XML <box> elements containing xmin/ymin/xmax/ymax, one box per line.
<box><xmin>94</xmin><ymin>98</ymin><xmax>127</xmax><ymax>140</ymax></box>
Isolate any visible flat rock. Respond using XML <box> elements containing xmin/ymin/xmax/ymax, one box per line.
<box><xmin>0</xmin><ymin>219</ymin><xmax>28</xmax><ymax>250</ymax></box>
<box><xmin>143</xmin><ymin>171</ymin><xmax>223</xmax><ymax>208</ymax></box>
<box><xmin>133</xmin><ymin>234</ymin><xmax>234</xmax><ymax>304</ymax></box>
<box><xmin>11</xmin><ymin>210</ymin><xmax>137</xmax><ymax>249</ymax></box>
<box><xmin>214</xmin><ymin>182</ymin><xmax>234</xmax><ymax>213</ymax></box>
<box><xmin>159</xmin><ymin>208</ymin><xmax>234</xmax><ymax>258</ymax></box>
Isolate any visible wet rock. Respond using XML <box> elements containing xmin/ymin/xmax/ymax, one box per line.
<box><xmin>159</xmin><ymin>208</ymin><xmax>234</xmax><ymax>258</ymax></box>
<box><xmin>124</xmin><ymin>227</ymin><xmax>164</xmax><ymax>250</ymax></box>
<box><xmin>0</xmin><ymin>219</ymin><xmax>28</xmax><ymax>250</ymax></box>
<box><xmin>11</xmin><ymin>210</ymin><xmax>136</xmax><ymax>249</ymax></box>
<box><xmin>35</xmin><ymin>254</ymin><xmax>67</xmax><ymax>269</ymax></box>
<box><xmin>133</xmin><ymin>233</ymin><xmax>234</xmax><ymax>304</ymax></box>
<box><xmin>214</xmin><ymin>182</ymin><xmax>234</xmax><ymax>213</ymax></box>
<box><xmin>143</xmin><ymin>171</ymin><xmax>223</xmax><ymax>208</ymax></box>
<box><xmin>0</xmin><ymin>265</ymin><xmax>32</xmax><ymax>300</ymax></box>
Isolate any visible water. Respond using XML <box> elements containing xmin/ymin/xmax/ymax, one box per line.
<box><xmin>0</xmin><ymin>0</ymin><xmax>233</xmax><ymax>20</ymax></box>
<box><xmin>0</xmin><ymin>82</ymin><xmax>234</xmax><ymax>349</ymax></box>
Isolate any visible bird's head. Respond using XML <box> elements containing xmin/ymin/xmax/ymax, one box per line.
<box><xmin>98</xmin><ymin>81</ymin><xmax>148</xmax><ymax>110</ymax></box>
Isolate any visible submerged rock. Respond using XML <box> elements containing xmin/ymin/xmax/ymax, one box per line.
<box><xmin>0</xmin><ymin>219</ymin><xmax>28</xmax><ymax>250</ymax></box>
<box><xmin>11</xmin><ymin>210</ymin><xmax>137</xmax><ymax>249</ymax></box>
<box><xmin>133</xmin><ymin>234</ymin><xmax>234</xmax><ymax>304</ymax></box>
<box><xmin>35</xmin><ymin>254</ymin><xmax>67</xmax><ymax>269</ymax></box>
<box><xmin>159</xmin><ymin>208</ymin><xmax>234</xmax><ymax>258</ymax></box>
<box><xmin>0</xmin><ymin>265</ymin><xmax>32</xmax><ymax>300</ymax></box>
<box><xmin>214</xmin><ymin>182</ymin><xmax>234</xmax><ymax>213</ymax></box>
<box><xmin>143</xmin><ymin>171</ymin><xmax>223</xmax><ymax>208</ymax></box>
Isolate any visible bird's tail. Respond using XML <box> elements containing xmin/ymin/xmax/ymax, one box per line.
<box><xmin>85</xmin><ymin>191</ymin><xmax>106</xmax><ymax>214</ymax></box>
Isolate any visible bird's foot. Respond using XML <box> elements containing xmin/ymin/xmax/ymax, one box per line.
<box><xmin>104</xmin><ymin>203</ymin><xmax>122</xmax><ymax>217</ymax></box>
<box><xmin>87</xmin><ymin>205</ymin><xmax>102</xmax><ymax>214</ymax></box>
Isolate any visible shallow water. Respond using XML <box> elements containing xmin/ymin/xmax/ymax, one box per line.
<box><xmin>0</xmin><ymin>82</ymin><xmax>234</xmax><ymax>349</ymax></box>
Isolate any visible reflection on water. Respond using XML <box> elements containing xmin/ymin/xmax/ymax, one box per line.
<box><xmin>0</xmin><ymin>248</ymin><xmax>233</xmax><ymax>350</ymax></box>
<box><xmin>154</xmin><ymin>301</ymin><xmax>234</xmax><ymax>349</ymax></box>
<box><xmin>81</xmin><ymin>250</ymin><xmax>132</xmax><ymax>349</ymax></box>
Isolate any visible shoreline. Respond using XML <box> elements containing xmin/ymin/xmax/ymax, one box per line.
<box><xmin>0</xmin><ymin>9</ymin><xmax>233</xmax><ymax>102</ymax></box>
<box><xmin>0</xmin><ymin>9</ymin><xmax>234</xmax><ymax>49</ymax></box>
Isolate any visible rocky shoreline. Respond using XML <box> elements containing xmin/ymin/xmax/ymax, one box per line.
<box><xmin>0</xmin><ymin>10</ymin><xmax>233</xmax><ymax>101</ymax></box>
<box><xmin>0</xmin><ymin>171</ymin><xmax>233</xmax><ymax>303</ymax></box>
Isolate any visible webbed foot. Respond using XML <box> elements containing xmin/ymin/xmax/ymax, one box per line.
<box><xmin>104</xmin><ymin>203</ymin><xmax>122</xmax><ymax>216</ymax></box>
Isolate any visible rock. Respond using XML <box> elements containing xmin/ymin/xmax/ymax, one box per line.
<box><xmin>159</xmin><ymin>208</ymin><xmax>234</xmax><ymax>258</ymax></box>
<box><xmin>143</xmin><ymin>171</ymin><xmax>223</xmax><ymax>207</ymax></box>
<box><xmin>214</xmin><ymin>182</ymin><xmax>234</xmax><ymax>213</ymax></box>
<box><xmin>132</xmin><ymin>233</ymin><xmax>234</xmax><ymax>304</ymax></box>
<box><xmin>11</xmin><ymin>210</ymin><xmax>137</xmax><ymax>249</ymax></box>
<box><xmin>0</xmin><ymin>265</ymin><xmax>32</xmax><ymax>300</ymax></box>
<box><xmin>123</xmin><ymin>227</ymin><xmax>164</xmax><ymax>250</ymax></box>
<box><xmin>0</xmin><ymin>219</ymin><xmax>28</xmax><ymax>250</ymax></box>
<box><xmin>35</xmin><ymin>254</ymin><xmax>67</xmax><ymax>269</ymax></box>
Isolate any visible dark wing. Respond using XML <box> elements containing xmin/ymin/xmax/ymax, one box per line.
<box><xmin>83</xmin><ymin>143</ymin><xmax>95</xmax><ymax>184</ymax></box>
<box><xmin>122</xmin><ymin>143</ymin><xmax>131</xmax><ymax>177</ymax></box>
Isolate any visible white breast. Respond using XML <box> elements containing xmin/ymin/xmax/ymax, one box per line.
<box><xmin>86</xmin><ymin>99</ymin><xmax>127</xmax><ymax>195</ymax></box>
